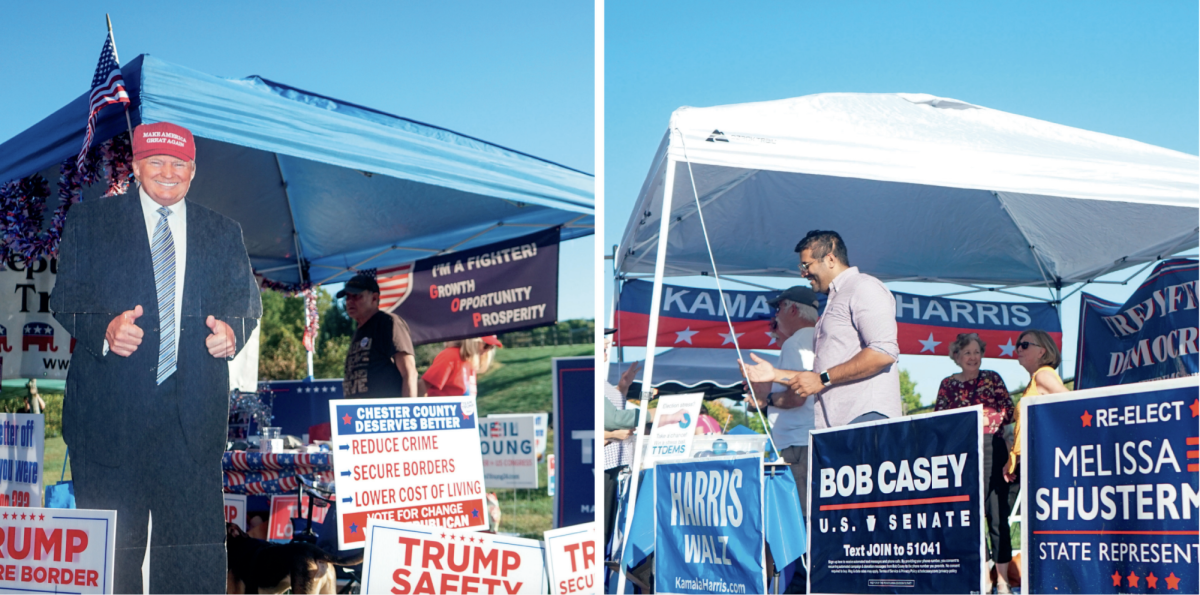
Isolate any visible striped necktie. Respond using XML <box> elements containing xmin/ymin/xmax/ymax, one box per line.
<box><xmin>152</xmin><ymin>207</ymin><xmax>177</xmax><ymax>384</ymax></box>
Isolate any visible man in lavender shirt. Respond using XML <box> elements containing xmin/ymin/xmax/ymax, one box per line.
<box><xmin>742</xmin><ymin>230</ymin><xmax>902</xmax><ymax>427</ymax></box>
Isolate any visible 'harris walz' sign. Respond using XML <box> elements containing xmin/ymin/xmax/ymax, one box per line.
<box><xmin>1075</xmin><ymin>259</ymin><xmax>1198</xmax><ymax>389</ymax></box>
<box><xmin>382</xmin><ymin>229</ymin><xmax>559</xmax><ymax>344</ymax></box>
<box><xmin>615</xmin><ymin>278</ymin><xmax>1059</xmax><ymax>357</ymax></box>
<box><xmin>1023</xmin><ymin>378</ymin><xmax>1199</xmax><ymax>594</ymax></box>
<box><xmin>809</xmin><ymin>408</ymin><xmax>985</xmax><ymax>594</ymax></box>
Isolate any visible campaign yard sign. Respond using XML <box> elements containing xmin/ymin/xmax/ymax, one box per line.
<box><xmin>543</xmin><ymin>523</ymin><xmax>597</xmax><ymax>595</ymax></box>
<box><xmin>0</xmin><ymin>507</ymin><xmax>116</xmax><ymax>593</ymax></box>
<box><xmin>552</xmin><ymin>357</ymin><xmax>594</xmax><ymax>528</ymax></box>
<box><xmin>223</xmin><ymin>494</ymin><xmax>247</xmax><ymax>531</ymax></box>
<box><xmin>361</xmin><ymin>518</ymin><xmax>546</xmax><ymax>594</ymax></box>
<box><xmin>479</xmin><ymin>415</ymin><xmax>538</xmax><ymax>489</ymax></box>
<box><xmin>646</xmin><ymin>393</ymin><xmax>705</xmax><ymax>463</ymax></box>
<box><xmin>0</xmin><ymin>415</ymin><xmax>42</xmax><ymax>510</ymax></box>
<box><xmin>329</xmin><ymin>397</ymin><xmax>488</xmax><ymax>549</ymax></box>
<box><xmin>809</xmin><ymin>408</ymin><xmax>985</xmax><ymax>595</ymax></box>
<box><xmin>655</xmin><ymin>454</ymin><xmax>766</xmax><ymax>595</ymax></box>
<box><xmin>1075</xmin><ymin>259</ymin><xmax>1199</xmax><ymax>389</ymax></box>
<box><xmin>1023</xmin><ymin>377</ymin><xmax>1199</xmax><ymax>594</ymax></box>
<box><xmin>383</xmin><ymin>228</ymin><xmax>560</xmax><ymax>344</ymax></box>
<box><xmin>267</xmin><ymin>494</ymin><xmax>331</xmax><ymax>541</ymax></box>
<box><xmin>491</xmin><ymin>412</ymin><xmax>549</xmax><ymax>461</ymax></box>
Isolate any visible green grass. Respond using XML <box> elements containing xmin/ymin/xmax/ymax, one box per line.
<box><xmin>42</xmin><ymin>435</ymin><xmax>70</xmax><ymax>499</ymax></box>
<box><xmin>476</xmin><ymin>344</ymin><xmax>592</xmax><ymax>416</ymax></box>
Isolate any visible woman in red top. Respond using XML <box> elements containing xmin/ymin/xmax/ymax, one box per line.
<box><xmin>420</xmin><ymin>336</ymin><xmax>502</xmax><ymax>397</ymax></box>
<box><xmin>935</xmin><ymin>333</ymin><xmax>1015</xmax><ymax>594</ymax></box>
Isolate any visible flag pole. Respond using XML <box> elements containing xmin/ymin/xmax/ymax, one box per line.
<box><xmin>106</xmin><ymin>14</ymin><xmax>135</xmax><ymax>138</ymax></box>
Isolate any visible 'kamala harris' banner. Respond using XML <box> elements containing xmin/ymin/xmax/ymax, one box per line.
<box><xmin>1074</xmin><ymin>259</ymin><xmax>1198</xmax><ymax>390</ymax></box>
<box><xmin>1022</xmin><ymin>377</ymin><xmax>1199</xmax><ymax>594</ymax></box>
<box><xmin>614</xmin><ymin>279</ymin><xmax>1060</xmax><ymax>356</ymax></box>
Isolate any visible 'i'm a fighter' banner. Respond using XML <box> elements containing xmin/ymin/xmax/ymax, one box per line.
<box><xmin>381</xmin><ymin>228</ymin><xmax>559</xmax><ymax>345</ymax></box>
<box><xmin>614</xmin><ymin>279</ymin><xmax>1060</xmax><ymax>356</ymax></box>
<box><xmin>329</xmin><ymin>397</ymin><xmax>488</xmax><ymax>549</ymax></box>
<box><xmin>1022</xmin><ymin>377</ymin><xmax>1199</xmax><ymax>594</ymax></box>
<box><xmin>1074</xmin><ymin>259</ymin><xmax>1198</xmax><ymax>389</ymax></box>
<box><xmin>808</xmin><ymin>408</ymin><xmax>985</xmax><ymax>595</ymax></box>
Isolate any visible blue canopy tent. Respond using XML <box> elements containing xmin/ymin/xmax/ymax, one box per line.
<box><xmin>0</xmin><ymin>54</ymin><xmax>593</xmax><ymax>286</ymax></box>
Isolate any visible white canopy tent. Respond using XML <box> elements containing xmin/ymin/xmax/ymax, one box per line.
<box><xmin>610</xmin><ymin>93</ymin><xmax>1198</xmax><ymax>590</ymax></box>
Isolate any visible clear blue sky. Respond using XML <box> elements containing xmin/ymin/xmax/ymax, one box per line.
<box><xmin>1</xmin><ymin>0</ymin><xmax>596</xmax><ymax>320</ymax></box>
<box><xmin>603</xmin><ymin>1</ymin><xmax>1198</xmax><ymax>403</ymax></box>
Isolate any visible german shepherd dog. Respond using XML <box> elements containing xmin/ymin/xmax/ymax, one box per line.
<box><xmin>225</xmin><ymin>523</ymin><xmax>363</xmax><ymax>594</ymax></box>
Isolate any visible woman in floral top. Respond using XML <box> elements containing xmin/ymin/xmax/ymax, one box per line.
<box><xmin>935</xmin><ymin>333</ymin><xmax>1015</xmax><ymax>594</ymax></box>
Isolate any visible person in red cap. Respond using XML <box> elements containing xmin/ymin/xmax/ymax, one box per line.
<box><xmin>51</xmin><ymin>121</ymin><xmax>261</xmax><ymax>594</ymax></box>
<box><xmin>420</xmin><ymin>335</ymin><xmax>502</xmax><ymax>396</ymax></box>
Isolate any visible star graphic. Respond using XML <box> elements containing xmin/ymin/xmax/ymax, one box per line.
<box><xmin>1146</xmin><ymin>572</ymin><xmax>1159</xmax><ymax>589</ymax></box>
<box><xmin>1190</xmin><ymin>398</ymin><xmax>1198</xmax><ymax>418</ymax></box>
<box><xmin>1112</xmin><ymin>570</ymin><xmax>1122</xmax><ymax>586</ymax></box>
<box><xmin>350</xmin><ymin>523</ymin><xmax>358</xmax><ymax>534</ymax></box>
<box><xmin>918</xmin><ymin>333</ymin><xmax>941</xmax><ymax>354</ymax></box>
<box><xmin>1127</xmin><ymin>571</ymin><xmax>1140</xmax><ymax>588</ymax></box>
<box><xmin>674</xmin><ymin>327</ymin><xmax>698</xmax><ymax>345</ymax></box>
<box><xmin>441</xmin><ymin>533</ymin><xmax>446</xmax><ymax>539</ymax></box>
<box><xmin>998</xmin><ymin>338</ymin><xmax>1017</xmax><ymax>357</ymax></box>
<box><xmin>19</xmin><ymin>513</ymin><xmax>25</xmax><ymax>520</ymax></box>
<box><xmin>468</xmin><ymin>537</ymin><xmax>475</xmax><ymax>543</ymax></box>
<box><xmin>37</xmin><ymin>514</ymin><xmax>43</xmax><ymax>521</ymax></box>
<box><xmin>1166</xmin><ymin>572</ymin><xmax>1181</xmax><ymax>590</ymax></box>
<box><xmin>342</xmin><ymin>413</ymin><xmax>352</xmax><ymax>425</ymax></box>
<box><xmin>1081</xmin><ymin>410</ymin><xmax>1093</xmax><ymax>427</ymax></box>
<box><xmin>765</xmin><ymin>332</ymin><xmax>777</xmax><ymax>347</ymax></box>
<box><xmin>471</xmin><ymin>507</ymin><xmax>480</xmax><ymax>518</ymax></box>
<box><xmin>1</xmin><ymin>512</ymin><xmax>7</xmax><ymax>520</ymax></box>
<box><xmin>462</xmin><ymin>409</ymin><xmax>471</xmax><ymax>420</ymax></box>
<box><xmin>718</xmin><ymin>331</ymin><xmax>743</xmax><ymax>346</ymax></box>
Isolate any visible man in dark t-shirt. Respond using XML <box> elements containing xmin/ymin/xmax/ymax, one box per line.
<box><xmin>338</xmin><ymin>274</ymin><xmax>417</xmax><ymax>398</ymax></box>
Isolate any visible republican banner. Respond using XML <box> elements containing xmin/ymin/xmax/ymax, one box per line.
<box><xmin>0</xmin><ymin>507</ymin><xmax>116</xmax><ymax>593</ymax></box>
<box><xmin>361</xmin><ymin>518</ymin><xmax>546</xmax><ymax>594</ymax></box>
<box><xmin>1022</xmin><ymin>377</ymin><xmax>1199</xmax><ymax>594</ymax></box>
<box><xmin>0</xmin><ymin>257</ymin><xmax>74</xmax><ymax>380</ymax></box>
<box><xmin>379</xmin><ymin>228</ymin><xmax>559</xmax><ymax>345</ymax></box>
<box><xmin>0</xmin><ymin>415</ymin><xmax>42</xmax><ymax>510</ymax></box>
<box><xmin>1074</xmin><ymin>259</ymin><xmax>1199</xmax><ymax>389</ymax></box>
<box><xmin>809</xmin><ymin>408</ymin><xmax>985</xmax><ymax>594</ymax></box>
<box><xmin>614</xmin><ymin>279</ymin><xmax>1060</xmax><ymax>357</ymax></box>
<box><xmin>646</xmin><ymin>393</ymin><xmax>704</xmax><ymax>464</ymax></box>
<box><xmin>543</xmin><ymin>523</ymin><xmax>597</xmax><ymax>595</ymax></box>
<box><xmin>552</xmin><ymin>357</ymin><xmax>594</xmax><ymax>528</ymax></box>
<box><xmin>328</xmin><ymin>397</ymin><xmax>488</xmax><ymax>549</ymax></box>
<box><xmin>479</xmin><ymin>415</ymin><xmax>538</xmax><ymax>489</ymax></box>
<box><xmin>655</xmin><ymin>454</ymin><xmax>766</xmax><ymax>595</ymax></box>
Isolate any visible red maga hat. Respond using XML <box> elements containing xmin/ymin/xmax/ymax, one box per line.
<box><xmin>132</xmin><ymin>122</ymin><xmax>195</xmax><ymax>162</ymax></box>
<box><xmin>481</xmin><ymin>335</ymin><xmax>503</xmax><ymax>347</ymax></box>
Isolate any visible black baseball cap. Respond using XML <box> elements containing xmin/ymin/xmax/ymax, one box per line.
<box><xmin>604</xmin><ymin>328</ymin><xmax>618</xmax><ymax>335</ymax></box>
<box><xmin>768</xmin><ymin>285</ymin><xmax>820</xmax><ymax>309</ymax></box>
<box><xmin>335</xmin><ymin>274</ymin><xmax>379</xmax><ymax>298</ymax></box>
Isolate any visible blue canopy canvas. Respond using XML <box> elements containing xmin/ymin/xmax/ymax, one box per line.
<box><xmin>0</xmin><ymin>54</ymin><xmax>594</xmax><ymax>286</ymax></box>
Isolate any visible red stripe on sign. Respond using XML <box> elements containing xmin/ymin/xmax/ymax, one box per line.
<box><xmin>818</xmin><ymin>495</ymin><xmax>970</xmax><ymax>511</ymax></box>
<box><xmin>340</xmin><ymin>498</ymin><xmax>486</xmax><ymax>543</ymax></box>
<box><xmin>1033</xmin><ymin>530</ymin><xmax>1199</xmax><ymax>536</ymax></box>
<box><xmin>897</xmin><ymin>323</ymin><xmax>1062</xmax><ymax>358</ymax></box>
<box><xmin>1189</xmin><ymin>464</ymin><xmax>1198</xmax><ymax>472</ymax></box>
<box><xmin>612</xmin><ymin>311</ymin><xmax>778</xmax><ymax>349</ymax></box>
<box><xmin>1187</xmin><ymin>437</ymin><xmax>1199</xmax><ymax>445</ymax></box>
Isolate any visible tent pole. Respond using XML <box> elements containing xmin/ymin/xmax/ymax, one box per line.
<box><xmin>614</xmin><ymin>155</ymin><xmax>676</xmax><ymax>595</ymax></box>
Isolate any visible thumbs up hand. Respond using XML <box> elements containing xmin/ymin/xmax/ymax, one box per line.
<box><xmin>205</xmin><ymin>315</ymin><xmax>237</xmax><ymax>359</ymax></box>
<box><xmin>105</xmin><ymin>305</ymin><xmax>144</xmax><ymax>357</ymax></box>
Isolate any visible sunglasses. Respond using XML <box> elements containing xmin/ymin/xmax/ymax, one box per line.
<box><xmin>1016</xmin><ymin>341</ymin><xmax>1041</xmax><ymax>350</ymax></box>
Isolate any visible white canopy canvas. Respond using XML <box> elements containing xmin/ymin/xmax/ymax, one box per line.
<box><xmin>616</xmin><ymin>93</ymin><xmax>1198</xmax><ymax>288</ymax></box>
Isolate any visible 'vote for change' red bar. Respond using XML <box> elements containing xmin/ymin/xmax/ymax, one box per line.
<box><xmin>342</xmin><ymin>499</ymin><xmax>486</xmax><ymax>543</ymax></box>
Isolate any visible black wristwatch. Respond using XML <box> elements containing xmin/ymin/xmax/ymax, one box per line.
<box><xmin>766</xmin><ymin>392</ymin><xmax>775</xmax><ymax>407</ymax></box>
<box><xmin>820</xmin><ymin>371</ymin><xmax>832</xmax><ymax>387</ymax></box>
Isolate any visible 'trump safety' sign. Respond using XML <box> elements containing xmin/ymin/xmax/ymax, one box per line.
<box><xmin>0</xmin><ymin>507</ymin><xmax>116</xmax><ymax>594</ymax></box>
<box><xmin>655</xmin><ymin>454</ymin><xmax>766</xmax><ymax>595</ymax></box>
<box><xmin>808</xmin><ymin>408</ymin><xmax>985</xmax><ymax>594</ymax></box>
<box><xmin>361</xmin><ymin>518</ymin><xmax>546</xmax><ymax>594</ymax></box>
<box><xmin>329</xmin><ymin>397</ymin><xmax>488</xmax><ymax>548</ymax></box>
<box><xmin>1023</xmin><ymin>377</ymin><xmax>1199</xmax><ymax>594</ymax></box>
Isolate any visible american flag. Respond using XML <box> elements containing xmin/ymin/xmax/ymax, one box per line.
<box><xmin>77</xmin><ymin>31</ymin><xmax>130</xmax><ymax>171</ymax></box>
<box><xmin>376</xmin><ymin>263</ymin><xmax>414</xmax><ymax>312</ymax></box>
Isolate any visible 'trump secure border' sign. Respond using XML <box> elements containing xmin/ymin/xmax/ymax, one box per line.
<box><xmin>809</xmin><ymin>408</ymin><xmax>985</xmax><ymax>594</ymax></box>
<box><xmin>329</xmin><ymin>397</ymin><xmax>488</xmax><ymax>549</ymax></box>
<box><xmin>361</xmin><ymin>518</ymin><xmax>546</xmax><ymax>594</ymax></box>
<box><xmin>1023</xmin><ymin>377</ymin><xmax>1199</xmax><ymax>594</ymax></box>
<box><xmin>655</xmin><ymin>454</ymin><xmax>765</xmax><ymax>595</ymax></box>
<box><xmin>0</xmin><ymin>507</ymin><xmax>116</xmax><ymax>594</ymax></box>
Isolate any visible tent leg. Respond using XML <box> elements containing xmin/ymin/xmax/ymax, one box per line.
<box><xmin>615</xmin><ymin>157</ymin><xmax>677</xmax><ymax>595</ymax></box>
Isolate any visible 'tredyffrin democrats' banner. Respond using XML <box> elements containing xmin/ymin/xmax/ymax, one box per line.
<box><xmin>809</xmin><ymin>408</ymin><xmax>985</xmax><ymax>594</ymax></box>
<box><xmin>655</xmin><ymin>454</ymin><xmax>766</xmax><ymax>595</ymax></box>
<box><xmin>614</xmin><ymin>279</ymin><xmax>1059</xmax><ymax>356</ymax></box>
<box><xmin>380</xmin><ymin>228</ymin><xmax>560</xmax><ymax>345</ymax></box>
<box><xmin>1074</xmin><ymin>259</ymin><xmax>1199</xmax><ymax>389</ymax></box>
<box><xmin>1023</xmin><ymin>377</ymin><xmax>1199</xmax><ymax>594</ymax></box>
